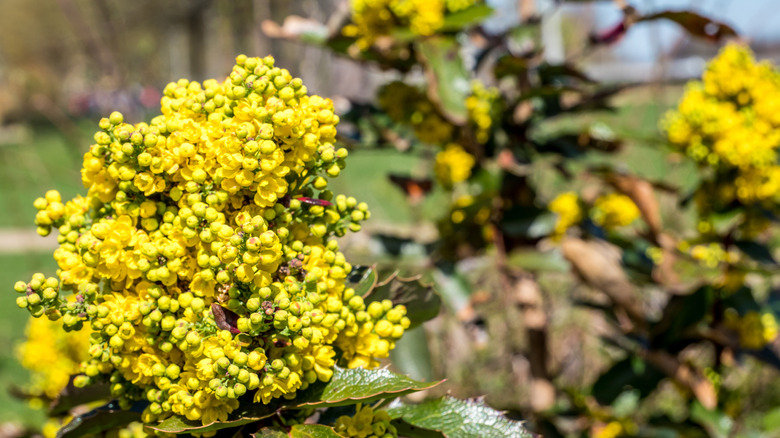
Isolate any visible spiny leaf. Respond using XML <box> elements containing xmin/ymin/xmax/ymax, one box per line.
<box><xmin>150</xmin><ymin>367</ymin><xmax>440</xmax><ymax>434</ymax></box>
<box><xmin>385</xmin><ymin>396</ymin><xmax>536</xmax><ymax>438</ymax></box>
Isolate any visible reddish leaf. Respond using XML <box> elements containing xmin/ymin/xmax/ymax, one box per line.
<box><xmin>212</xmin><ymin>303</ymin><xmax>241</xmax><ymax>334</ymax></box>
<box><xmin>639</xmin><ymin>10</ymin><xmax>737</xmax><ymax>41</ymax></box>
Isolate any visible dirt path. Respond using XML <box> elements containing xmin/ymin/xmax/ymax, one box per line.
<box><xmin>0</xmin><ymin>229</ymin><xmax>57</xmax><ymax>253</ymax></box>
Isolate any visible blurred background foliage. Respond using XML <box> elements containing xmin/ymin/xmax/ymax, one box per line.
<box><xmin>5</xmin><ymin>0</ymin><xmax>780</xmax><ymax>437</ymax></box>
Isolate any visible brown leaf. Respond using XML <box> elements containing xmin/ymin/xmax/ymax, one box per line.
<box><xmin>561</xmin><ymin>237</ymin><xmax>644</xmax><ymax>326</ymax></box>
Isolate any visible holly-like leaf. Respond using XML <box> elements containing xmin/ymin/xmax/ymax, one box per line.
<box><xmin>57</xmin><ymin>401</ymin><xmax>143</xmax><ymax>438</ymax></box>
<box><xmin>415</xmin><ymin>37</ymin><xmax>470</xmax><ymax>124</ymax></box>
<box><xmin>348</xmin><ymin>265</ymin><xmax>378</xmax><ymax>298</ymax></box>
<box><xmin>365</xmin><ymin>272</ymin><xmax>441</xmax><ymax>328</ymax></box>
<box><xmin>49</xmin><ymin>376</ymin><xmax>111</xmax><ymax>416</ymax></box>
<box><xmin>385</xmin><ymin>396</ymin><xmax>535</xmax><ymax>438</ymax></box>
<box><xmin>253</xmin><ymin>424</ymin><xmax>344</xmax><ymax>438</ymax></box>
<box><xmin>150</xmin><ymin>367</ymin><xmax>440</xmax><ymax>434</ymax></box>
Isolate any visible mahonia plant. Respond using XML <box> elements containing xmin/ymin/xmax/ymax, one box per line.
<box><xmin>14</xmin><ymin>55</ymin><xmax>415</xmax><ymax>431</ymax></box>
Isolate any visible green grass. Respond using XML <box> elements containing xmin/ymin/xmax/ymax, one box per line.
<box><xmin>0</xmin><ymin>252</ymin><xmax>58</xmax><ymax>427</ymax></box>
<box><xmin>0</xmin><ymin>121</ymin><xmax>91</xmax><ymax>228</ymax></box>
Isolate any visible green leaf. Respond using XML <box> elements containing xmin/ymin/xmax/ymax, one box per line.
<box><xmin>507</xmin><ymin>248</ymin><xmax>570</xmax><ymax>272</ymax></box>
<box><xmin>385</xmin><ymin>396</ymin><xmax>535</xmax><ymax>438</ymax></box>
<box><xmin>690</xmin><ymin>401</ymin><xmax>733</xmax><ymax>438</ymax></box>
<box><xmin>49</xmin><ymin>376</ymin><xmax>111</xmax><ymax>416</ymax></box>
<box><xmin>366</xmin><ymin>272</ymin><xmax>441</xmax><ymax>328</ymax></box>
<box><xmin>57</xmin><ymin>401</ymin><xmax>142</xmax><ymax>438</ymax></box>
<box><xmin>591</xmin><ymin>358</ymin><xmax>665</xmax><ymax>405</ymax></box>
<box><xmin>431</xmin><ymin>263</ymin><xmax>471</xmax><ymax>313</ymax></box>
<box><xmin>150</xmin><ymin>367</ymin><xmax>440</xmax><ymax>435</ymax></box>
<box><xmin>441</xmin><ymin>5</ymin><xmax>494</xmax><ymax>31</ymax></box>
<box><xmin>348</xmin><ymin>265</ymin><xmax>377</xmax><ymax>298</ymax></box>
<box><xmin>292</xmin><ymin>366</ymin><xmax>441</xmax><ymax>408</ymax></box>
<box><xmin>708</xmin><ymin>209</ymin><xmax>742</xmax><ymax>235</ymax></box>
<box><xmin>415</xmin><ymin>37</ymin><xmax>470</xmax><ymax>124</ymax></box>
<box><xmin>499</xmin><ymin>206</ymin><xmax>556</xmax><ymax>239</ymax></box>
<box><xmin>390</xmin><ymin>326</ymin><xmax>434</xmax><ymax>382</ymax></box>
<box><xmin>735</xmin><ymin>240</ymin><xmax>778</xmax><ymax>266</ymax></box>
<box><xmin>253</xmin><ymin>425</ymin><xmax>344</xmax><ymax>438</ymax></box>
<box><xmin>651</xmin><ymin>286</ymin><xmax>714</xmax><ymax>351</ymax></box>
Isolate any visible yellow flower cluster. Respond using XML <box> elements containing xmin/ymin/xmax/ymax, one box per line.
<box><xmin>343</xmin><ymin>0</ymin><xmax>482</xmax><ymax>49</ymax></box>
<box><xmin>590</xmin><ymin>194</ymin><xmax>640</xmax><ymax>230</ymax></box>
<box><xmin>434</xmin><ymin>143</ymin><xmax>475</xmax><ymax>187</ymax></box>
<box><xmin>333</xmin><ymin>404</ymin><xmax>397</xmax><ymax>438</ymax></box>
<box><xmin>378</xmin><ymin>81</ymin><xmax>454</xmax><ymax>146</ymax></box>
<box><xmin>724</xmin><ymin>309</ymin><xmax>779</xmax><ymax>350</ymax></box>
<box><xmin>683</xmin><ymin>242</ymin><xmax>739</xmax><ymax>269</ymax></box>
<box><xmin>664</xmin><ymin>45</ymin><xmax>780</xmax><ymax>204</ymax></box>
<box><xmin>14</xmin><ymin>55</ymin><xmax>410</xmax><ymax>427</ymax></box>
<box><xmin>466</xmin><ymin>81</ymin><xmax>500</xmax><ymax>144</ymax></box>
<box><xmin>17</xmin><ymin>316</ymin><xmax>92</xmax><ymax>399</ymax></box>
<box><xmin>548</xmin><ymin>192</ymin><xmax>582</xmax><ymax>237</ymax></box>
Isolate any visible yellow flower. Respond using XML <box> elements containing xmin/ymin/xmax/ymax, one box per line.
<box><xmin>434</xmin><ymin>144</ymin><xmax>475</xmax><ymax>187</ymax></box>
<box><xmin>590</xmin><ymin>193</ymin><xmax>639</xmax><ymax>230</ymax></box>
<box><xmin>548</xmin><ymin>192</ymin><xmax>582</xmax><ymax>236</ymax></box>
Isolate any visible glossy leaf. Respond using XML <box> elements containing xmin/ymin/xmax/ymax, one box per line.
<box><xmin>389</xmin><ymin>326</ymin><xmax>434</xmax><ymax>382</ymax></box>
<box><xmin>49</xmin><ymin>376</ymin><xmax>111</xmax><ymax>416</ymax></box>
<box><xmin>385</xmin><ymin>396</ymin><xmax>535</xmax><ymax>438</ymax></box>
<box><xmin>57</xmin><ymin>401</ymin><xmax>143</xmax><ymax>438</ymax></box>
<box><xmin>348</xmin><ymin>265</ymin><xmax>378</xmax><ymax>298</ymax></box>
<box><xmin>415</xmin><ymin>37</ymin><xmax>470</xmax><ymax>124</ymax></box>
<box><xmin>150</xmin><ymin>367</ymin><xmax>439</xmax><ymax>434</ymax></box>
